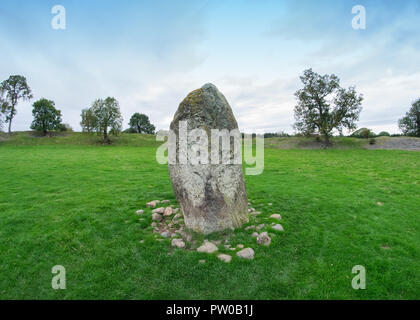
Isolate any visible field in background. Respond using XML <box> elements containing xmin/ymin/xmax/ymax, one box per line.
<box><xmin>1</xmin><ymin>131</ymin><xmax>420</xmax><ymax>151</ymax></box>
<box><xmin>0</xmin><ymin>132</ymin><xmax>419</xmax><ymax>299</ymax></box>
<box><xmin>0</xmin><ymin>131</ymin><xmax>159</xmax><ymax>147</ymax></box>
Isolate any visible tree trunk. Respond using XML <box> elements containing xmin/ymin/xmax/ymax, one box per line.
<box><xmin>8</xmin><ymin>119</ymin><xmax>12</xmax><ymax>134</ymax></box>
<box><xmin>103</xmin><ymin>128</ymin><xmax>109</xmax><ymax>144</ymax></box>
<box><xmin>7</xmin><ymin>105</ymin><xmax>15</xmax><ymax>134</ymax></box>
<box><xmin>324</xmin><ymin>133</ymin><xmax>330</xmax><ymax>146</ymax></box>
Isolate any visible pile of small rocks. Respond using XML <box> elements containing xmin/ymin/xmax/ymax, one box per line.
<box><xmin>135</xmin><ymin>199</ymin><xmax>285</xmax><ymax>264</ymax></box>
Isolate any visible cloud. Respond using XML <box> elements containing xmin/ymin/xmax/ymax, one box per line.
<box><xmin>1</xmin><ymin>0</ymin><xmax>419</xmax><ymax>135</ymax></box>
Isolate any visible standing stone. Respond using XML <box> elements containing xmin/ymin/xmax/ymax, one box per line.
<box><xmin>168</xmin><ymin>83</ymin><xmax>249</xmax><ymax>234</ymax></box>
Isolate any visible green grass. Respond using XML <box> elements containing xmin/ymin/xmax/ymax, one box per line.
<box><xmin>0</xmin><ymin>131</ymin><xmax>160</xmax><ymax>147</ymax></box>
<box><xmin>0</xmin><ymin>133</ymin><xmax>419</xmax><ymax>299</ymax></box>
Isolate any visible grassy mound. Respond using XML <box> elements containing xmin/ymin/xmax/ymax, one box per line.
<box><xmin>0</xmin><ymin>131</ymin><xmax>160</xmax><ymax>147</ymax></box>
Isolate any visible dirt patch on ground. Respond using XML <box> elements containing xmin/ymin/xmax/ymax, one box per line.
<box><xmin>366</xmin><ymin>137</ymin><xmax>420</xmax><ymax>151</ymax></box>
<box><xmin>265</xmin><ymin>136</ymin><xmax>420</xmax><ymax>151</ymax></box>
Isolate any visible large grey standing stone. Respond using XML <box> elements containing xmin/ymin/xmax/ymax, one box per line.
<box><xmin>168</xmin><ymin>83</ymin><xmax>249</xmax><ymax>234</ymax></box>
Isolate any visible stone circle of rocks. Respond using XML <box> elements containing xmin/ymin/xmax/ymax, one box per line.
<box><xmin>136</xmin><ymin>198</ymin><xmax>286</xmax><ymax>263</ymax></box>
<box><xmin>135</xmin><ymin>84</ymin><xmax>287</xmax><ymax>263</ymax></box>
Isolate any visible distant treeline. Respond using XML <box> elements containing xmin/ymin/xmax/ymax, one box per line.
<box><xmin>242</xmin><ymin>130</ymin><xmax>403</xmax><ymax>139</ymax></box>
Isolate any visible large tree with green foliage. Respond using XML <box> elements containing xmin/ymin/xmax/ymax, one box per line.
<box><xmin>293</xmin><ymin>69</ymin><xmax>363</xmax><ymax>145</ymax></box>
<box><xmin>80</xmin><ymin>108</ymin><xmax>98</xmax><ymax>133</ymax></box>
<box><xmin>91</xmin><ymin>97</ymin><xmax>122</xmax><ymax>143</ymax></box>
<box><xmin>128</xmin><ymin>112</ymin><xmax>155</xmax><ymax>134</ymax></box>
<box><xmin>30</xmin><ymin>99</ymin><xmax>62</xmax><ymax>136</ymax></box>
<box><xmin>0</xmin><ymin>75</ymin><xmax>33</xmax><ymax>134</ymax></box>
<box><xmin>398</xmin><ymin>98</ymin><xmax>420</xmax><ymax>137</ymax></box>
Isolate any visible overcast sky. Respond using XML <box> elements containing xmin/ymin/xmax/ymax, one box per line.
<box><xmin>1</xmin><ymin>0</ymin><xmax>419</xmax><ymax>134</ymax></box>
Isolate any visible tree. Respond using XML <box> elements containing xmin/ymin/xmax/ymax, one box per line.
<box><xmin>128</xmin><ymin>112</ymin><xmax>155</xmax><ymax>134</ymax></box>
<box><xmin>80</xmin><ymin>108</ymin><xmax>98</xmax><ymax>133</ymax></box>
<box><xmin>351</xmin><ymin>128</ymin><xmax>375</xmax><ymax>138</ymax></box>
<box><xmin>58</xmin><ymin>123</ymin><xmax>73</xmax><ymax>132</ymax></box>
<box><xmin>0</xmin><ymin>75</ymin><xmax>33</xmax><ymax>134</ymax></box>
<box><xmin>30</xmin><ymin>98</ymin><xmax>62</xmax><ymax>135</ymax></box>
<box><xmin>91</xmin><ymin>97</ymin><xmax>122</xmax><ymax>143</ymax></box>
<box><xmin>398</xmin><ymin>98</ymin><xmax>420</xmax><ymax>137</ymax></box>
<box><xmin>293</xmin><ymin>69</ymin><xmax>363</xmax><ymax>145</ymax></box>
<box><xmin>378</xmin><ymin>131</ymin><xmax>390</xmax><ymax>137</ymax></box>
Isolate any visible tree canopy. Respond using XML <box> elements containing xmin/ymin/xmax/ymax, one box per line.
<box><xmin>293</xmin><ymin>69</ymin><xmax>363</xmax><ymax>145</ymax></box>
<box><xmin>80</xmin><ymin>108</ymin><xmax>98</xmax><ymax>133</ymax></box>
<box><xmin>0</xmin><ymin>75</ymin><xmax>33</xmax><ymax>133</ymax></box>
<box><xmin>90</xmin><ymin>97</ymin><xmax>123</xmax><ymax>143</ymax></box>
<box><xmin>351</xmin><ymin>128</ymin><xmax>375</xmax><ymax>139</ymax></box>
<box><xmin>30</xmin><ymin>98</ymin><xmax>62</xmax><ymax>135</ymax></box>
<box><xmin>128</xmin><ymin>113</ymin><xmax>155</xmax><ymax>134</ymax></box>
<box><xmin>398</xmin><ymin>98</ymin><xmax>420</xmax><ymax>137</ymax></box>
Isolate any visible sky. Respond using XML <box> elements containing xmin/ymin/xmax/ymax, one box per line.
<box><xmin>1</xmin><ymin>0</ymin><xmax>419</xmax><ymax>134</ymax></box>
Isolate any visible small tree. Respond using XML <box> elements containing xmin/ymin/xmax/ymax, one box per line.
<box><xmin>398</xmin><ymin>98</ymin><xmax>420</xmax><ymax>137</ymax></box>
<box><xmin>128</xmin><ymin>112</ymin><xmax>155</xmax><ymax>134</ymax></box>
<box><xmin>58</xmin><ymin>123</ymin><xmax>73</xmax><ymax>132</ymax></box>
<box><xmin>30</xmin><ymin>98</ymin><xmax>62</xmax><ymax>136</ymax></box>
<box><xmin>80</xmin><ymin>108</ymin><xmax>98</xmax><ymax>133</ymax></box>
<box><xmin>91</xmin><ymin>97</ymin><xmax>123</xmax><ymax>143</ymax></box>
<box><xmin>0</xmin><ymin>75</ymin><xmax>33</xmax><ymax>134</ymax></box>
<box><xmin>362</xmin><ymin>128</ymin><xmax>371</xmax><ymax>139</ymax></box>
<box><xmin>293</xmin><ymin>69</ymin><xmax>363</xmax><ymax>145</ymax></box>
<box><xmin>351</xmin><ymin>128</ymin><xmax>375</xmax><ymax>138</ymax></box>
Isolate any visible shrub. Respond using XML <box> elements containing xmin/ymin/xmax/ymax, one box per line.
<box><xmin>59</xmin><ymin>123</ymin><xmax>73</xmax><ymax>132</ymax></box>
<box><xmin>351</xmin><ymin>128</ymin><xmax>375</xmax><ymax>138</ymax></box>
<box><xmin>30</xmin><ymin>98</ymin><xmax>62</xmax><ymax>136</ymax></box>
<box><xmin>123</xmin><ymin>127</ymin><xmax>137</xmax><ymax>134</ymax></box>
<box><xmin>264</xmin><ymin>131</ymin><xmax>290</xmax><ymax>138</ymax></box>
<box><xmin>369</xmin><ymin>138</ymin><xmax>376</xmax><ymax>145</ymax></box>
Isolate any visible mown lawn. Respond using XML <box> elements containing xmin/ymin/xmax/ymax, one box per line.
<box><xmin>0</xmin><ymin>143</ymin><xmax>419</xmax><ymax>299</ymax></box>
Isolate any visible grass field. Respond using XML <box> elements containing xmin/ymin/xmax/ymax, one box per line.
<box><xmin>0</xmin><ymin>132</ymin><xmax>419</xmax><ymax>299</ymax></box>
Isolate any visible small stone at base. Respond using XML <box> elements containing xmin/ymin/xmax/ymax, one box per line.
<box><xmin>218</xmin><ymin>254</ymin><xmax>232</xmax><ymax>263</ymax></box>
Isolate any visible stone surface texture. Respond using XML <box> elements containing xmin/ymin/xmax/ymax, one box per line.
<box><xmin>236</xmin><ymin>248</ymin><xmax>255</xmax><ymax>259</ymax></box>
<box><xmin>168</xmin><ymin>83</ymin><xmax>248</xmax><ymax>234</ymax></box>
<box><xmin>197</xmin><ymin>241</ymin><xmax>219</xmax><ymax>254</ymax></box>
